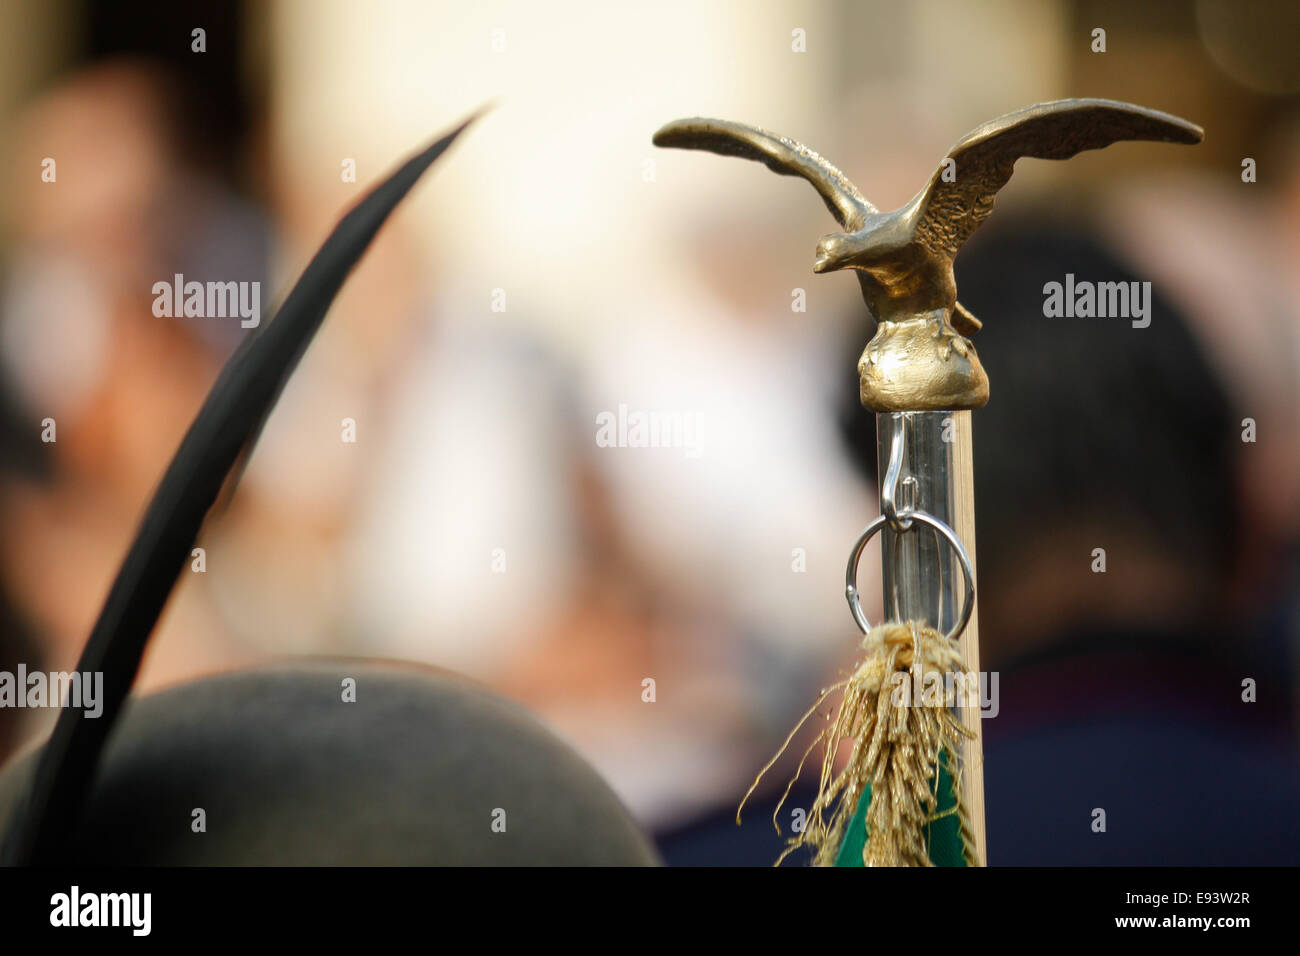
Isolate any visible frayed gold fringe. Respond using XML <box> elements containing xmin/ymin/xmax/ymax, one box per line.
<box><xmin>740</xmin><ymin>620</ymin><xmax>974</xmax><ymax>866</ymax></box>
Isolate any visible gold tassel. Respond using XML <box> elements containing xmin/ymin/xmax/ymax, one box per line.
<box><xmin>740</xmin><ymin>620</ymin><xmax>974</xmax><ymax>866</ymax></box>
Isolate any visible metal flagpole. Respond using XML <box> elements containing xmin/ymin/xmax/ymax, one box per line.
<box><xmin>843</xmin><ymin>372</ymin><xmax>985</xmax><ymax>867</ymax></box>
<box><xmin>875</xmin><ymin>409</ymin><xmax>986</xmax><ymax>865</ymax></box>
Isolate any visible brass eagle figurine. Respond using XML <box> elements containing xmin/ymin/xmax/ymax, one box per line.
<box><xmin>654</xmin><ymin>98</ymin><xmax>1203</xmax><ymax>410</ymax></box>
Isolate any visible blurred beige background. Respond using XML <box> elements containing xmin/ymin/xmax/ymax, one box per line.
<box><xmin>0</xmin><ymin>0</ymin><xmax>1296</xmax><ymax>844</ymax></box>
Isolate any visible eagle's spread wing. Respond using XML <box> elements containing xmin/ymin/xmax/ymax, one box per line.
<box><xmin>654</xmin><ymin>118</ymin><xmax>876</xmax><ymax>230</ymax></box>
<box><xmin>914</xmin><ymin>99</ymin><xmax>1203</xmax><ymax>261</ymax></box>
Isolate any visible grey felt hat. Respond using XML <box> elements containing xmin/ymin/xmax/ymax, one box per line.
<box><xmin>0</xmin><ymin>662</ymin><xmax>656</xmax><ymax>865</ymax></box>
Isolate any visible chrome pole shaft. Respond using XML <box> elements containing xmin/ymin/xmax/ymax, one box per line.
<box><xmin>876</xmin><ymin>409</ymin><xmax>986</xmax><ymax>865</ymax></box>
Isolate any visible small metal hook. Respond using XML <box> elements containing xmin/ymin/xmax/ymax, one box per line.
<box><xmin>880</xmin><ymin>413</ymin><xmax>913</xmax><ymax>532</ymax></box>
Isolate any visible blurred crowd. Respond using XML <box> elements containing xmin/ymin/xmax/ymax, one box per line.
<box><xmin>0</xmin><ymin>0</ymin><xmax>1297</xmax><ymax>864</ymax></box>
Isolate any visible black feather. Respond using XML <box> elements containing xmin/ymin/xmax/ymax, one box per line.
<box><xmin>0</xmin><ymin>110</ymin><xmax>481</xmax><ymax>865</ymax></box>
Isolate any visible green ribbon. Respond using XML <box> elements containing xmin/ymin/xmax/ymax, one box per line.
<box><xmin>833</xmin><ymin>749</ymin><xmax>967</xmax><ymax>867</ymax></box>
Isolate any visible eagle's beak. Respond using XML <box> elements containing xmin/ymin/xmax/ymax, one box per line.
<box><xmin>813</xmin><ymin>233</ymin><xmax>854</xmax><ymax>273</ymax></box>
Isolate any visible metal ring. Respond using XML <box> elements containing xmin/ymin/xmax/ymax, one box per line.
<box><xmin>844</xmin><ymin>510</ymin><xmax>975</xmax><ymax>641</ymax></box>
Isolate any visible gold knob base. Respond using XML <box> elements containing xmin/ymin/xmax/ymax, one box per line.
<box><xmin>858</xmin><ymin>310</ymin><xmax>990</xmax><ymax>412</ymax></box>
